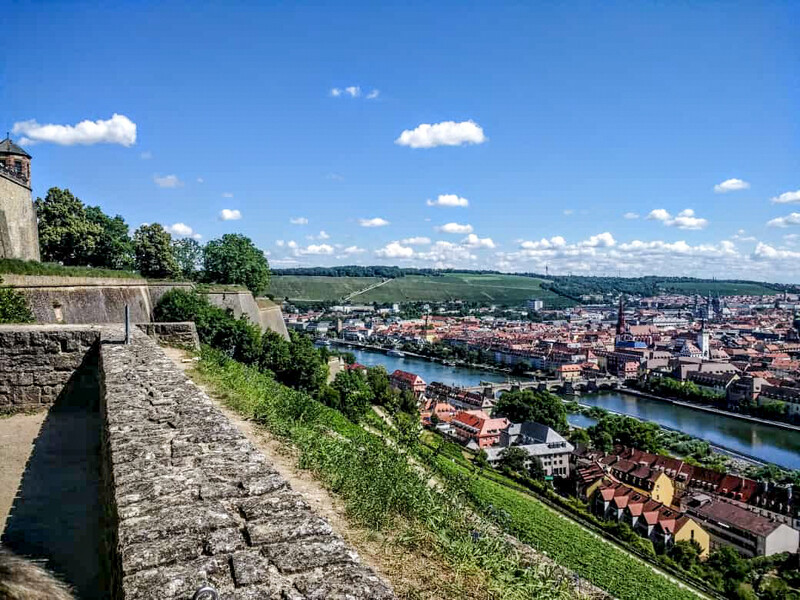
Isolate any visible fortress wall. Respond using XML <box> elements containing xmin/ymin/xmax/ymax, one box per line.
<box><xmin>0</xmin><ymin>325</ymin><xmax>103</xmax><ymax>413</ymax></box>
<box><xmin>3</xmin><ymin>276</ymin><xmax>193</xmax><ymax>325</ymax></box>
<box><xmin>0</xmin><ymin>173</ymin><xmax>40</xmax><ymax>261</ymax></box>
<box><xmin>99</xmin><ymin>330</ymin><xmax>394</xmax><ymax>599</ymax></box>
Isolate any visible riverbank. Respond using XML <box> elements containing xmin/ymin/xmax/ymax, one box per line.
<box><xmin>620</xmin><ymin>387</ymin><xmax>800</xmax><ymax>433</ymax></box>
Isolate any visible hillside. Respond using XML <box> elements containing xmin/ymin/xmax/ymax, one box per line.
<box><xmin>268</xmin><ymin>273</ymin><xmax>574</xmax><ymax>307</ymax></box>
<box><xmin>269</xmin><ymin>268</ymin><xmax>789</xmax><ymax>306</ymax></box>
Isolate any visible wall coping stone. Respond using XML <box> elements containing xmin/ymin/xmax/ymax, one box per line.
<box><xmin>98</xmin><ymin>328</ymin><xmax>394</xmax><ymax>599</ymax></box>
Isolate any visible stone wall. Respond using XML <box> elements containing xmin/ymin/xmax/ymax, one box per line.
<box><xmin>134</xmin><ymin>322</ymin><xmax>200</xmax><ymax>350</ymax></box>
<box><xmin>0</xmin><ymin>325</ymin><xmax>103</xmax><ymax>413</ymax></box>
<box><xmin>0</xmin><ymin>171</ymin><xmax>40</xmax><ymax>261</ymax></box>
<box><xmin>99</xmin><ymin>330</ymin><xmax>394</xmax><ymax>599</ymax></box>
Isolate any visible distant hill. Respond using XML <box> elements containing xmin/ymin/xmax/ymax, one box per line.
<box><xmin>269</xmin><ymin>267</ymin><xmax>794</xmax><ymax>306</ymax></box>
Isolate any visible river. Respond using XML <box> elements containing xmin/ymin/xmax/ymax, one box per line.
<box><xmin>344</xmin><ymin>347</ymin><xmax>800</xmax><ymax>470</ymax></box>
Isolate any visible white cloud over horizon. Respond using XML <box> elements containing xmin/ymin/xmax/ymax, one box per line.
<box><xmin>767</xmin><ymin>212</ymin><xmax>800</xmax><ymax>228</ymax></box>
<box><xmin>647</xmin><ymin>208</ymin><xmax>708</xmax><ymax>230</ymax></box>
<box><xmin>401</xmin><ymin>236</ymin><xmax>431</xmax><ymax>245</ymax></box>
<box><xmin>395</xmin><ymin>120</ymin><xmax>486</xmax><ymax>148</ymax></box>
<box><xmin>427</xmin><ymin>194</ymin><xmax>469</xmax><ymax>207</ymax></box>
<box><xmin>166</xmin><ymin>222</ymin><xmax>202</xmax><ymax>240</ymax></box>
<box><xmin>219</xmin><ymin>209</ymin><xmax>242</xmax><ymax>221</ymax></box>
<box><xmin>771</xmin><ymin>190</ymin><xmax>800</xmax><ymax>204</ymax></box>
<box><xmin>714</xmin><ymin>178</ymin><xmax>750</xmax><ymax>193</ymax></box>
<box><xmin>437</xmin><ymin>222</ymin><xmax>473</xmax><ymax>234</ymax></box>
<box><xmin>359</xmin><ymin>217</ymin><xmax>390</xmax><ymax>227</ymax></box>
<box><xmin>290</xmin><ymin>217</ymin><xmax>309</xmax><ymax>225</ymax></box>
<box><xmin>12</xmin><ymin>113</ymin><xmax>137</xmax><ymax>146</ymax></box>
<box><xmin>623</xmin><ymin>212</ymin><xmax>640</xmax><ymax>220</ymax></box>
<box><xmin>154</xmin><ymin>174</ymin><xmax>183</xmax><ymax>188</ymax></box>
<box><xmin>462</xmin><ymin>233</ymin><xmax>495</xmax><ymax>248</ymax></box>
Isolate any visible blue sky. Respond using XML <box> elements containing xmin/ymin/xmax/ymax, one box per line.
<box><xmin>3</xmin><ymin>1</ymin><xmax>799</xmax><ymax>280</ymax></box>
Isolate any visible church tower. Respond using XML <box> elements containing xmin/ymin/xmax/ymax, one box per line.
<box><xmin>0</xmin><ymin>136</ymin><xmax>40</xmax><ymax>261</ymax></box>
<box><xmin>697</xmin><ymin>319</ymin><xmax>710</xmax><ymax>360</ymax></box>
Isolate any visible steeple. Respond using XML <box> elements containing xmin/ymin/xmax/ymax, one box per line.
<box><xmin>616</xmin><ymin>295</ymin><xmax>626</xmax><ymax>335</ymax></box>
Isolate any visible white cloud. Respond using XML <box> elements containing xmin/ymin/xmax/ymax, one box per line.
<box><xmin>520</xmin><ymin>236</ymin><xmax>567</xmax><ymax>250</ymax></box>
<box><xmin>297</xmin><ymin>244</ymin><xmax>334</xmax><ymax>256</ymax></box>
<box><xmin>287</xmin><ymin>240</ymin><xmax>298</xmax><ymax>249</ymax></box>
<box><xmin>326</xmin><ymin>173</ymin><xmax>344</xmax><ymax>181</ymax></box>
<box><xmin>647</xmin><ymin>208</ymin><xmax>708</xmax><ymax>230</ymax></box>
<box><xmin>366</xmin><ymin>89</ymin><xmax>380</xmax><ymax>99</ymax></box>
<box><xmin>166</xmin><ymin>223</ymin><xmax>201</xmax><ymax>240</ymax></box>
<box><xmin>767</xmin><ymin>212</ymin><xmax>800</xmax><ymax>228</ymax></box>
<box><xmin>401</xmin><ymin>236</ymin><xmax>431</xmax><ymax>245</ymax></box>
<box><xmin>219</xmin><ymin>209</ymin><xmax>242</xmax><ymax>221</ymax></box>
<box><xmin>140</xmin><ymin>151</ymin><xmax>152</xmax><ymax>160</ymax></box>
<box><xmin>345</xmin><ymin>86</ymin><xmax>361</xmax><ymax>97</ymax></box>
<box><xmin>222</xmin><ymin>192</ymin><xmax>234</xmax><ymax>198</ymax></box>
<box><xmin>318</xmin><ymin>230</ymin><xmax>330</xmax><ymax>240</ymax></box>
<box><xmin>290</xmin><ymin>217</ymin><xmax>309</xmax><ymax>225</ymax></box>
<box><xmin>462</xmin><ymin>233</ymin><xmax>496</xmax><ymax>249</ymax></box>
<box><xmin>330</xmin><ymin>88</ymin><xmax>342</xmax><ymax>97</ymax></box>
<box><xmin>579</xmin><ymin>232</ymin><xmax>616</xmax><ymax>247</ymax></box>
<box><xmin>714</xmin><ymin>178</ymin><xmax>750</xmax><ymax>193</ymax></box>
<box><xmin>563</xmin><ymin>209</ymin><xmax>575</xmax><ymax>216</ymax></box>
<box><xmin>771</xmin><ymin>190</ymin><xmax>800</xmax><ymax>204</ymax></box>
<box><xmin>12</xmin><ymin>113</ymin><xmax>137</xmax><ymax>146</ymax></box>
<box><xmin>197</xmin><ymin>177</ymin><xmax>204</xmax><ymax>183</ymax></box>
<box><xmin>416</xmin><ymin>241</ymin><xmax>477</xmax><ymax>265</ymax></box>
<box><xmin>623</xmin><ymin>212</ymin><xmax>640</xmax><ymax>220</ymax></box>
<box><xmin>395</xmin><ymin>120</ymin><xmax>486</xmax><ymax>148</ymax></box>
<box><xmin>753</xmin><ymin>242</ymin><xmax>800</xmax><ymax>261</ymax></box>
<box><xmin>358</xmin><ymin>217</ymin><xmax>390</xmax><ymax>227</ymax></box>
<box><xmin>437</xmin><ymin>222</ymin><xmax>473</xmax><ymax>234</ymax></box>
<box><xmin>375</xmin><ymin>241</ymin><xmax>414</xmax><ymax>259</ymax></box>
<box><xmin>427</xmin><ymin>194</ymin><xmax>469</xmax><ymax>207</ymax></box>
<box><xmin>276</xmin><ymin>240</ymin><xmax>285</xmax><ymax>247</ymax></box>
<box><xmin>343</xmin><ymin>245</ymin><xmax>366</xmax><ymax>255</ymax></box>
<box><xmin>154</xmin><ymin>174</ymin><xmax>183</xmax><ymax>188</ymax></box>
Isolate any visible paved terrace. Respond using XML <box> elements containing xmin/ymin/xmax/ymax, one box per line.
<box><xmin>1</xmin><ymin>325</ymin><xmax>394</xmax><ymax>599</ymax></box>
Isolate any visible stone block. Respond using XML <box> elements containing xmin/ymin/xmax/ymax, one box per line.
<box><xmin>262</xmin><ymin>538</ymin><xmax>358</xmax><ymax>574</ymax></box>
<box><xmin>246</xmin><ymin>512</ymin><xmax>332</xmax><ymax>545</ymax></box>
<box><xmin>122</xmin><ymin>555</ymin><xmax>233</xmax><ymax>600</ymax></box>
<box><xmin>293</xmin><ymin>564</ymin><xmax>396</xmax><ymax>599</ymax></box>
<box><xmin>122</xmin><ymin>535</ymin><xmax>204</xmax><ymax>574</ymax></box>
<box><xmin>203</xmin><ymin>527</ymin><xmax>246</xmax><ymax>555</ymax></box>
<box><xmin>229</xmin><ymin>550</ymin><xmax>273</xmax><ymax>587</ymax></box>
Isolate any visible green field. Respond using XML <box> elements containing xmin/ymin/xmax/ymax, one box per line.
<box><xmin>268</xmin><ymin>273</ymin><xmax>572</xmax><ymax>306</ymax></box>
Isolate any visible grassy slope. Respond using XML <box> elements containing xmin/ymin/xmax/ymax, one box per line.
<box><xmin>0</xmin><ymin>258</ymin><xmax>142</xmax><ymax>279</ymax></box>
<box><xmin>268</xmin><ymin>275</ymin><xmax>382</xmax><ymax>301</ymax></box>
<box><xmin>269</xmin><ymin>273</ymin><xmax>572</xmax><ymax>306</ymax></box>
<box><xmin>195</xmin><ymin>349</ymin><xmax>702</xmax><ymax>600</ymax></box>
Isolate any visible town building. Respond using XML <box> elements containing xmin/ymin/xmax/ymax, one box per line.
<box><xmin>485</xmin><ymin>421</ymin><xmax>573</xmax><ymax>477</ymax></box>
<box><xmin>450</xmin><ymin>410</ymin><xmax>509</xmax><ymax>449</ymax></box>
<box><xmin>389</xmin><ymin>370</ymin><xmax>426</xmax><ymax>397</ymax></box>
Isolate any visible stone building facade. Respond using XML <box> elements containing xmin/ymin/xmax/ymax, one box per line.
<box><xmin>0</xmin><ymin>137</ymin><xmax>40</xmax><ymax>261</ymax></box>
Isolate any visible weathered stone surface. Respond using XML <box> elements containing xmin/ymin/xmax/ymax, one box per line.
<box><xmin>247</xmin><ymin>512</ymin><xmax>332</xmax><ymax>545</ymax></box>
<box><xmin>263</xmin><ymin>538</ymin><xmax>359</xmax><ymax>574</ymax></box>
<box><xmin>294</xmin><ymin>564</ymin><xmax>396</xmax><ymax>599</ymax></box>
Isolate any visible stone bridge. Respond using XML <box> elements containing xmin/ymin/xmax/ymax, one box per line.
<box><xmin>0</xmin><ymin>324</ymin><xmax>393</xmax><ymax>599</ymax></box>
<box><xmin>465</xmin><ymin>376</ymin><xmax>620</xmax><ymax>397</ymax></box>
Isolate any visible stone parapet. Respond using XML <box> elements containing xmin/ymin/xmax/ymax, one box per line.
<box><xmin>134</xmin><ymin>322</ymin><xmax>200</xmax><ymax>350</ymax></box>
<box><xmin>0</xmin><ymin>325</ymin><xmax>104</xmax><ymax>413</ymax></box>
<box><xmin>99</xmin><ymin>331</ymin><xmax>394</xmax><ymax>599</ymax></box>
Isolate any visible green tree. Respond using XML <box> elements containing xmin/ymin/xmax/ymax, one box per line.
<box><xmin>36</xmin><ymin>187</ymin><xmax>103</xmax><ymax>265</ymax></box>
<box><xmin>394</xmin><ymin>411</ymin><xmax>421</xmax><ymax>449</ymax></box>
<box><xmin>568</xmin><ymin>428</ymin><xmax>591</xmax><ymax>447</ymax></box>
<box><xmin>84</xmin><ymin>205</ymin><xmax>135</xmax><ymax>270</ymax></box>
<box><xmin>668</xmin><ymin>540</ymin><xmax>702</xmax><ymax>571</ymax></box>
<box><xmin>366</xmin><ymin>366</ymin><xmax>395</xmax><ymax>407</ymax></box>
<box><xmin>494</xmin><ymin>389</ymin><xmax>568</xmax><ymax>433</ymax></box>
<box><xmin>134</xmin><ymin>223</ymin><xmax>180</xmax><ymax>279</ymax></box>
<box><xmin>284</xmin><ymin>332</ymin><xmax>327</xmax><ymax>396</ymax></box>
<box><xmin>203</xmin><ymin>233</ymin><xmax>270</xmax><ymax>295</ymax></box>
<box><xmin>587</xmin><ymin>414</ymin><xmax>660</xmax><ymax>453</ymax></box>
<box><xmin>172</xmin><ymin>237</ymin><xmax>203</xmax><ymax>280</ymax></box>
<box><xmin>258</xmin><ymin>330</ymin><xmax>292</xmax><ymax>376</ymax></box>
<box><xmin>331</xmin><ymin>368</ymin><xmax>374</xmax><ymax>420</ymax></box>
<box><xmin>528</xmin><ymin>456</ymin><xmax>546</xmax><ymax>481</ymax></box>
<box><xmin>0</xmin><ymin>278</ymin><xmax>34</xmax><ymax>323</ymax></box>
<box><xmin>499</xmin><ymin>446</ymin><xmax>529</xmax><ymax>473</ymax></box>
<box><xmin>474</xmin><ymin>449</ymin><xmax>490</xmax><ymax>473</ymax></box>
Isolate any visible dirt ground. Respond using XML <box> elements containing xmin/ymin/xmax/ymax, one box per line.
<box><xmin>0</xmin><ymin>412</ymin><xmax>46</xmax><ymax>531</ymax></box>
